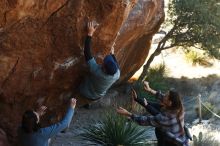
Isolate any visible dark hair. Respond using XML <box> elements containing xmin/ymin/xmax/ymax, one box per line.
<box><xmin>22</xmin><ymin>110</ymin><xmax>40</xmax><ymax>133</ymax></box>
<box><xmin>167</xmin><ymin>89</ymin><xmax>184</xmax><ymax>135</ymax></box>
<box><xmin>167</xmin><ymin>89</ymin><xmax>183</xmax><ymax>112</ymax></box>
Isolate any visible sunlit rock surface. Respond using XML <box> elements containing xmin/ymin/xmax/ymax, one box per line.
<box><xmin>0</xmin><ymin>0</ymin><xmax>164</xmax><ymax>144</ymax></box>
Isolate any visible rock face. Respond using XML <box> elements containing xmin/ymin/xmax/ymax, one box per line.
<box><xmin>0</xmin><ymin>129</ymin><xmax>10</xmax><ymax>146</ymax></box>
<box><xmin>0</xmin><ymin>0</ymin><xmax>164</xmax><ymax>144</ymax></box>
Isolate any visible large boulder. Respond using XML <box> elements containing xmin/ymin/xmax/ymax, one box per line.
<box><xmin>0</xmin><ymin>129</ymin><xmax>10</xmax><ymax>146</ymax></box>
<box><xmin>0</xmin><ymin>0</ymin><xmax>164</xmax><ymax>144</ymax></box>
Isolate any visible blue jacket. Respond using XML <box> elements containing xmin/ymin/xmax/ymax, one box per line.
<box><xmin>18</xmin><ymin>107</ymin><xmax>74</xmax><ymax>146</ymax></box>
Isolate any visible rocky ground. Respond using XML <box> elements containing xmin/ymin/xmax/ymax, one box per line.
<box><xmin>50</xmin><ymin>87</ymin><xmax>140</xmax><ymax>146</ymax></box>
<box><xmin>50</xmin><ymin>108</ymin><xmax>105</xmax><ymax>146</ymax></box>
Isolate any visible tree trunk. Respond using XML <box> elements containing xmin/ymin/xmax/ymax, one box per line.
<box><xmin>138</xmin><ymin>48</ymin><xmax>161</xmax><ymax>82</ymax></box>
<box><xmin>137</xmin><ymin>25</ymin><xmax>177</xmax><ymax>82</ymax></box>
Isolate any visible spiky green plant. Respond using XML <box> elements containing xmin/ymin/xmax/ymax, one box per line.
<box><xmin>185</xmin><ymin>50</ymin><xmax>213</xmax><ymax>67</ymax></box>
<box><xmin>80</xmin><ymin>111</ymin><xmax>148</xmax><ymax>146</ymax></box>
<box><xmin>192</xmin><ymin>132</ymin><xmax>220</xmax><ymax>146</ymax></box>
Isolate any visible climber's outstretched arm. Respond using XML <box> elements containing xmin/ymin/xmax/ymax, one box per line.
<box><xmin>84</xmin><ymin>22</ymin><xmax>97</xmax><ymax>62</ymax></box>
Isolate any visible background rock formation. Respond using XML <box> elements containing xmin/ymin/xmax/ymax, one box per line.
<box><xmin>0</xmin><ymin>0</ymin><xmax>164</xmax><ymax>144</ymax></box>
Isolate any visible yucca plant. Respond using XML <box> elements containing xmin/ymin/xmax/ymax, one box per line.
<box><xmin>192</xmin><ymin>132</ymin><xmax>220</xmax><ymax>146</ymax></box>
<box><xmin>80</xmin><ymin>111</ymin><xmax>148</xmax><ymax>146</ymax></box>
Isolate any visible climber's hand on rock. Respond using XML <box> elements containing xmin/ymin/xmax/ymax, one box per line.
<box><xmin>36</xmin><ymin>106</ymin><xmax>47</xmax><ymax>116</ymax></box>
<box><xmin>87</xmin><ymin>21</ymin><xmax>98</xmax><ymax>37</ymax></box>
<box><xmin>70</xmin><ymin>98</ymin><xmax>77</xmax><ymax>109</ymax></box>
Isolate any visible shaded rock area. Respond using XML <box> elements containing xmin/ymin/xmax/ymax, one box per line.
<box><xmin>0</xmin><ymin>128</ymin><xmax>10</xmax><ymax>146</ymax></box>
<box><xmin>0</xmin><ymin>0</ymin><xmax>164</xmax><ymax>144</ymax></box>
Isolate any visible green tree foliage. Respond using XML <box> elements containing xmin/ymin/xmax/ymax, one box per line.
<box><xmin>168</xmin><ymin>0</ymin><xmax>220</xmax><ymax>58</ymax></box>
<box><xmin>139</xmin><ymin>0</ymin><xmax>220</xmax><ymax>81</ymax></box>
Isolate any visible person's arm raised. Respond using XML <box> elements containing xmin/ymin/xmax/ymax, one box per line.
<box><xmin>84</xmin><ymin>21</ymin><xmax>97</xmax><ymax>62</ymax></box>
<box><xmin>87</xmin><ymin>21</ymin><xmax>97</xmax><ymax>37</ymax></box>
<box><xmin>131</xmin><ymin>88</ymin><xmax>160</xmax><ymax>115</ymax></box>
<box><xmin>143</xmin><ymin>81</ymin><xmax>157</xmax><ymax>95</ymax></box>
<box><xmin>131</xmin><ymin>88</ymin><xmax>146</xmax><ymax>108</ymax></box>
<box><xmin>41</xmin><ymin>98</ymin><xmax>77</xmax><ymax>139</ymax></box>
<box><xmin>143</xmin><ymin>81</ymin><xmax>165</xmax><ymax>107</ymax></box>
<box><xmin>116</xmin><ymin>107</ymin><xmax>132</xmax><ymax>117</ymax></box>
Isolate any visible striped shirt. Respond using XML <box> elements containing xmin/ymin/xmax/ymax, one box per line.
<box><xmin>131</xmin><ymin>91</ymin><xmax>189</xmax><ymax>146</ymax></box>
<box><xmin>131</xmin><ymin>111</ymin><xmax>188</xmax><ymax>145</ymax></box>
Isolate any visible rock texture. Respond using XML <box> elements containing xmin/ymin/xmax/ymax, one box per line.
<box><xmin>0</xmin><ymin>129</ymin><xmax>10</xmax><ymax>146</ymax></box>
<box><xmin>0</xmin><ymin>0</ymin><xmax>164</xmax><ymax>144</ymax></box>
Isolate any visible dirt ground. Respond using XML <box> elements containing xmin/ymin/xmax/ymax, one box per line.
<box><xmin>50</xmin><ymin>87</ymin><xmax>155</xmax><ymax>146</ymax></box>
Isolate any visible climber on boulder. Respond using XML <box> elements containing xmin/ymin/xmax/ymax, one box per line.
<box><xmin>79</xmin><ymin>21</ymin><xmax>120</xmax><ymax>106</ymax></box>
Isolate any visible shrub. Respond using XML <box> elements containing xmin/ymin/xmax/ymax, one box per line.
<box><xmin>196</xmin><ymin>101</ymin><xmax>215</xmax><ymax>119</ymax></box>
<box><xmin>185</xmin><ymin>50</ymin><xmax>213</xmax><ymax>67</ymax></box>
<box><xmin>80</xmin><ymin>111</ymin><xmax>148</xmax><ymax>146</ymax></box>
<box><xmin>134</xmin><ymin>63</ymin><xmax>169</xmax><ymax>101</ymax></box>
<box><xmin>146</xmin><ymin>63</ymin><xmax>169</xmax><ymax>92</ymax></box>
<box><xmin>201</xmin><ymin>102</ymin><xmax>215</xmax><ymax>119</ymax></box>
<box><xmin>192</xmin><ymin>132</ymin><xmax>220</xmax><ymax>146</ymax></box>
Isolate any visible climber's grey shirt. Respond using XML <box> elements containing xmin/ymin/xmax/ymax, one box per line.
<box><xmin>79</xmin><ymin>58</ymin><xmax>120</xmax><ymax>100</ymax></box>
